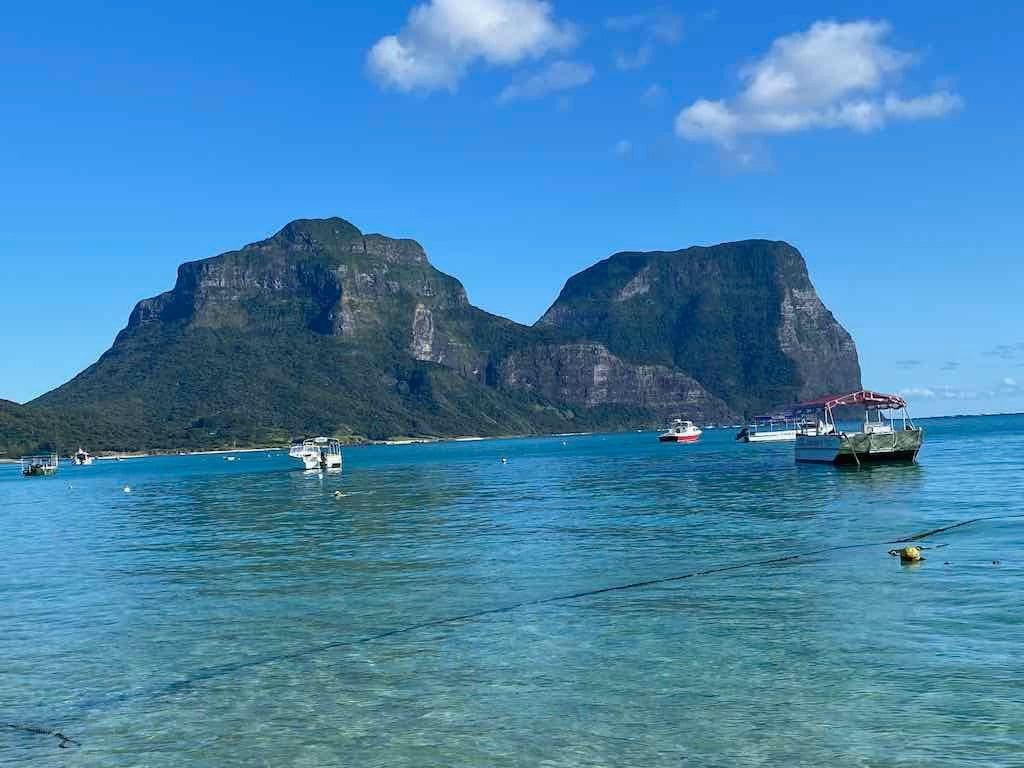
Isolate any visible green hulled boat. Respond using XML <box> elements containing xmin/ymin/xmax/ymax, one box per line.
<box><xmin>792</xmin><ymin>390</ymin><xmax>924</xmax><ymax>465</ymax></box>
<box><xmin>20</xmin><ymin>453</ymin><xmax>60</xmax><ymax>477</ymax></box>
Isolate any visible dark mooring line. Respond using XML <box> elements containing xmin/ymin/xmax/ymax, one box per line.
<box><xmin>3</xmin><ymin>722</ymin><xmax>80</xmax><ymax>749</ymax></box>
<box><xmin>8</xmin><ymin>511</ymin><xmax>1023</xmax><ymax>750</ymax></box>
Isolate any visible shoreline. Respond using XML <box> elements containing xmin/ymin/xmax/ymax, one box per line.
<box><xmin>2</xmin><ymin>413</ymin><xmax>1012</xmax><ymax>462</ymax></box>
<box><xmin>61</xmin><ymin>431</ymin><xmax>608</xmax><ymax>461</ymax></box>
<box><xmin>94</xmin><ymin>446</ymin><xmax>288</xmax><ymax>460</ymax></box>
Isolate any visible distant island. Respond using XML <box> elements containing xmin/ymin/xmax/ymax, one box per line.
<box><xmin>0</xmin><ymin>217</ymin><xmax>860</xmax><ymax>457</ymax></box>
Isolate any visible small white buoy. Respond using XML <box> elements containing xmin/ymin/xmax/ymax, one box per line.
<box><xmin>123</xmin><ymin>485</ymin><xmax>132</xmax><ymax>493</ymax></box>
<box><xmin>333</xmin><ymin>490</ymin><xmax>345</xmax><ymax>498</ymax></box>
<box><xmin>500</xmin><ymin>457</ymin><xmax>508</xmax><ymax>464</ymax></box>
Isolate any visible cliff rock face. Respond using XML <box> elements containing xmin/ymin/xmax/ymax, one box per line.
<box><xmin>126</xmin><ymin>218</ymin><xmax>470</xmax><ymax>342</ymax></box>
<box><xmin>775</xmin><ymin>283</ymin><xmax>861</xmax><ymax>401</ymax></box>
<box><xmin>499</xmin><ymin>343</ymin><xmax>731</xmax><ymax>419</ymax></box>
<box><xmin>537</xmin><ymin>240</ymin><xmax>860</xmax><ymax>416</ymax></box>
<box><xmin>14</xmin><ymin>220</ymin><xmax>859</xmax><ymax>452</ymax></box>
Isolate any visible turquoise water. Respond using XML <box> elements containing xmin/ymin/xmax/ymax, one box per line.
<box><xmin>2</xmin><ymin>416</ymin><xmax>1023</xmax><ymax>766</ymax></box>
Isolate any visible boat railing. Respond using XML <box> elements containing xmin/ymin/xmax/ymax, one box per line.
<box><xmin>289</xmin><ymin>438</ymin><xmax>342</xmax><ymax>457</ymax></box>
<box><xmin>20</xmin><ymin>454</ymin><xmax>58</xmax><ymax>464</ymax></box>
<box><xmin>20</xmin><ymin>454</ymin><xmax>59</xmax><ymax>474</ymax></box>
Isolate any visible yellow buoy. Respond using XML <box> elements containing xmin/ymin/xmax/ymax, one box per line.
<box><xmin>889</xmin><ymin>545</ymin><xmax>923</xmax><ymax>563</ymax></box>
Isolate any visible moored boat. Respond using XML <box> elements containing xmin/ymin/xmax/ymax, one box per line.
<box><xmin>289</xmin><ymin>437</ymin><xmax>344</xmax><ymax>470</ymax></box>
<box><xmin>658</xmin><ymin>419</ymin><xmax>702</xmax><ymax>443</ymax></box>
<box><xmin>793</xmin><ymin>390</ymin><xmax>923</xmax><ymax>465</ymax></box>
<box><xmin>736</xmin><ymin>415</ymin><xmax>803</xmax><ymax>443</ymax></box>
<box><xmin>71</xmin><ymin>447</ymin><xmax>94</xmax><ymax>466</ymax></box>
<box><xmin>21</xmin><ymin>453</ymin><xmax>59</xmax><ymax>477</ymax></box>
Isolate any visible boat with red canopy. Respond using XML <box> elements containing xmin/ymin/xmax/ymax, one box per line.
<box><xmin>789</xmin><ymin>390</ymin><xmax>923</xmax><ymax>465</ymax></box>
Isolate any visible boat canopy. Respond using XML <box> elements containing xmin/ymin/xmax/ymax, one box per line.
<box><xmin>787</xmin><ymin>389</ymin><xmax>907</xmax><ymax>416</ymax></box>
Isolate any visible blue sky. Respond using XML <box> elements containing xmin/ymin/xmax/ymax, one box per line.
<box><xmin>1</xmin><ymin>1</ymin><xmax>1022</xmax><ymax>416</ymax></box>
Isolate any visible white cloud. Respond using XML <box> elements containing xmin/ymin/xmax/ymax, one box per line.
<box><xmin>676</xmin><ymin>99</ymin><xmax>738</xmax><ymax>141</ymax></box>
<box><xmin>614</xmin><ymin>45</ymin><xmax>653</xmax><ymax>71</ymax></box>
<box><xmin>497</xmin><ymin>59</ymin><xmax>593</xmax><ymax>103</ymax></box>
<box><xmin>642</xmin><ymin>83</ymin><xmax>666</xmax><ymax>105</ymax></box>
<box><xmin>902</xmin><ymin>378</ymin><xmax>1022</xmax><ymax>403</ymax></box>
<box><xmin>675</xmin><ymin>20</ymin><xmax>962</xmax><ymax>148</ymax></box>
<box><xmin>368</xmin><ymin>0</ymin><xmax>577</xmax><ymax>92</ymax></box>
<box><xmin>605</xmin><ymin>8</ymin><xmax>682</xmax><ymax>72</ymax></box>
<box><xmin>900</xmin><ymin>387</ymin><xmax>936</xmax><ymax>398</ymax></box>
<box><xmin>606</xmin><ymin>10</ymin><xmax>683</xmax><ymax>44</ymax></box>
<box><xmin>988</xmin><ymin>342</ymin><xmax>1024</xmax><ymax>359</ymax></box>
<box><xmin>884</xmin><ymin>91</ymin><xmax>963</xmax><ymax>119</ymax></box>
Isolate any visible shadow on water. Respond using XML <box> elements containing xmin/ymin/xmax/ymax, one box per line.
<box><xmin>809</xmin><ymin>461</ymin><xmax>926</xmax><ymax>492</ymax></box>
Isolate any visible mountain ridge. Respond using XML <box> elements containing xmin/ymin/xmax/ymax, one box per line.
<box><xmin>2</xmin><ymin>217</ymin><xmax>860</xmax><ymax>455</ymax></box>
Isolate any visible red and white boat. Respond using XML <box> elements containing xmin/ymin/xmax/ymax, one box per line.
<box><xmin>658</xmin><ymin>419</ymin><xmax>702</xmax><ymax>443</ymax></box>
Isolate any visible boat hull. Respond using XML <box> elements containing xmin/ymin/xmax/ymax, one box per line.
<box><xmin>796</xmin><ymin>429</ymin><xmax>924</xmax><ymax>464</ymax></box>
<box><xmin>659</xmin><ymin>434</ymin><xmax>700</xmax><ymax>443</ymax></box>
<box><xmin>295</xmin><ymin>455</ymin><xmax>342</xmax><ymax>471</ymax></box>
<box><xmin>23</xmin><ymin>467</ymin><xmax>58</xmax><ymax>477</ymax></box>
<box><xmin>741</xmin><ymin>430</ymin><xmax>798</xmax><ymax>443</ymax></box>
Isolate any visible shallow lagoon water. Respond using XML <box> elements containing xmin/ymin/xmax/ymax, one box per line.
<box><xmin>2</xmin><ymin>415</ymin><xmax>1023</xmax><ymax>766</ymax></box>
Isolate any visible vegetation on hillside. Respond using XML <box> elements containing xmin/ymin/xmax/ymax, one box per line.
<box><xmin>0</xmin><ymin>221</ymin><xmax>859</xmax><ymax>456</ymax></box>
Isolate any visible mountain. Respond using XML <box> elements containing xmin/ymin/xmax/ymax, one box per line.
<box><xmin>535</xmin><ymin>241</ymin><xmax>861</xmax><ymax>417</ymax></box>
<box><xmin>4</xmin><ymin>218</ymin><xmax>860</xmax><ymax>453</ymax></box>
<box><xmin>0</xmin><ymin>400</ymin><xmax>39</xmax><ymax>458</ymax></box>
<box><xmin>0</xmin><ymin>399</ymin><xmax>118</xmax><ymax>459</ymax></box>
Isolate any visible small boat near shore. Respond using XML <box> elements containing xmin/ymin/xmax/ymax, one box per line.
<box><xmin>71</xmin><ymin>447</ymin><xmax>94</xmax><ymax>466</ymax></box>
<box><xmin>21</xmin><ymin>453</ymin><xmax>59</xmax><ymax>477</ymax></box>
<box><xmin>736</xmin><ymin>415</ymin><xmax>814</xmax><ymax>443</ymax></box>
<box><xmin>793</xmin><ymin>390</ymin><xmax>923</xmax><ymax>465</ymax></box>
<box><xmin>659</xmin><ymin>419</ymin><xmax>702</xmax><ymax>443</ymax></box>
<box><xmin>289</xmin><ymin>437</ymin><xmax>343</xmax><ymax>470</ymax></box>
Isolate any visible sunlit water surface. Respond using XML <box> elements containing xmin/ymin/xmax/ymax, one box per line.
<box><xmin>2</xmin><ymin>416</ymin><xmax>1023</xmax><ymax>766</ymax></box>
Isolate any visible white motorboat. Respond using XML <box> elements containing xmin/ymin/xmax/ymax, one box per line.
<box><xmin>289</xmin><ymin>437</ymin><xmax>343</xmax><ymax>470</ymax></box>
<box><xmin>735</xmin><ymin>415</ymin><xmax>811</xmax><ymax>443</ymax></box>
<box><xmin>658</xmin><ymin>419</ymin><xmax>702</xmax><ymax>443</ymax></box>
<box><xmin>71</xmin><ymin>448</ymin><xmax>94</xmax><ymax>466</ymax></box>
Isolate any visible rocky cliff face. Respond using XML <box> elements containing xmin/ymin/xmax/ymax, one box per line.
<box><xmin>498</xmin><ymin>343</ymin><xmax>732</xmax><ymax>420</ymax></box>
<box><xmin>17</xmin><ymin>220</ymin><xmax>859</xmax><ymax>452</ymax></box>
<box><xmin>126</xmin><ymin>218</ymin><xmax>468</xmax><ymax>338</ymax></box>
<box><xmin>537</xmin><ymin>240</ymin><xmax>861</xmax><ymax>416</ymax></box>
<box><xmin>775</xmin><ymin>283</ymin><xmax>861</xmax><ymax>401</ymax></box>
